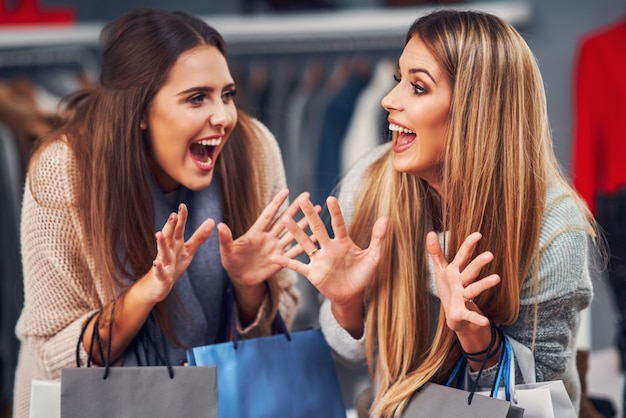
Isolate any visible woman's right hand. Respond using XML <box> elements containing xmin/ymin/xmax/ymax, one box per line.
<box><xmin>272</xmin><ymin>195</ymin><xmax>387</xmax><ymax>335</ymax></box>
<box><xmin>147</xmin><ymin>203</ymin><xmax>215</xmax><ymax>303</ymax></box>
<box><xmin>86</xmin><ymin>203</ymin><xmax>214</xmax><ymax>366</ymax></box>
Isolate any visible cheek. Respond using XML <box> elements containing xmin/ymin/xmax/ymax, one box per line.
<box><xmin>228</xmin><ymin>106</ymin><xmax>238</xmax><ymax>129</ymax></box>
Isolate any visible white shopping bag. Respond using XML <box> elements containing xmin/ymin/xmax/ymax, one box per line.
<box><xmin>29</xmin><ymin>380</ymin><xmax>61</xmax><ymax>418</ymax></box>
<box><xmin>477</xmin><ymin>336</ymin><xmax>577</xmax><ymax>418</ymax></box>
<box><xmin>513</xmin><ymin>380</ymin><xmax>576</xmax><ymax>418</ymax></box>
<box><xmin>478</xmin><ymin>382</ymin><xmax>554</xmax><ymax>418</ymax></box>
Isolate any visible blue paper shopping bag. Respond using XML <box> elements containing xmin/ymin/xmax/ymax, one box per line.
<box><xmin>187</xmin><ymin>284</ymin><xmax>346</xmax><ymax>418</ymax></box>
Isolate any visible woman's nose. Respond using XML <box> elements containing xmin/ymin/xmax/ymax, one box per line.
<box><xmin>381</xmin><ymin>85</ymin><xmax>400</xmax><ymax>113</ymax></box>
<box><xmin>209</xmin><ymin>105</ymin><xmax>230</xmax><ymax>126</ymax></box>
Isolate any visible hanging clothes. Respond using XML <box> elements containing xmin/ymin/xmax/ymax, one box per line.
<box><xmin>340</xmin><ymin>58</ymin><xmax>396</xmax><ymax>176</ymax></box>
<box><xmin>571</xmin><ymin>16</ymin><xmax>626</xmax><ymax>418</ymax></box>
<box><xmin>572</xmin><ymin>16</ymin><xmax>626</xmax><ymax>214</ymax></box>
<box><xmin>313</xmin><ymin>59</ymin><xmax>371</xmax><ymax>204</ymax></box>
<box><xmin>283</xmin><ymin>59</ymin><xmax>327</xmax><ymax>197</ymax></box>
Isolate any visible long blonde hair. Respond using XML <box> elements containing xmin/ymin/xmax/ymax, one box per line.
<box><xmin>348</xmin><ymin>10</ymin><xmax>594</xmax><ymax>417</ymax></box>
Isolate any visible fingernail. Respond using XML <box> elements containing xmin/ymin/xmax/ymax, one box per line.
<box><xmin>178</xmin><ymin>203</ymin><xmax>184</xmax><ymax>212</ymax></box>
<box><xmin>169</xmin><ymin>213</ymin><xmax>174</xmax><ymax>222</ymax></box>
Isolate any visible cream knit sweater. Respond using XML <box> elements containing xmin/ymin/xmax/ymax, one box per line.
<box><xmin>13</xmin><ymin>121</ymin><xmax>300</xmax><ymax>418</ymax></box>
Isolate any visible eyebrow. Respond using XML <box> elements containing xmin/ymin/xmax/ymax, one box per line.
<box><xmin>408</xmin><ymin>68</ymin><xmax>437</xmax><ymax>85</ymax></box>
<box><xmin>176</xmin><ymin>83</ymin><xmax>236</xmax><ymax>96</ymax></box>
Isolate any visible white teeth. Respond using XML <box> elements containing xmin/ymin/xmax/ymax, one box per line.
<box><xmin>388</xmin><ymin>123</ymin><xmax>415</xmax><ymax>134</ymax></box>
<box><xmin>197</xmin><ymin>157</ymin><xmax>213</xmax><ymax>168</ymax></box>
<box><xmin>197</xmin><ymin>138</ymin><xmax>222</xmax><ymax>146</ymax></box>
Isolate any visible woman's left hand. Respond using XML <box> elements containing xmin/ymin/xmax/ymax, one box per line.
<box><xmin>218</xmin><ymin>189</ymin><xmax>318</xmax><ymax>289</ymax></box>
<box><xmin>427</xmin><ymin>231</ymin><xmax>501</xmax><ymax>335</ymax></box>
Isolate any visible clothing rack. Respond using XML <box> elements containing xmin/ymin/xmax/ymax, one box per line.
<box><xmin>0</xmin><ymin>45</ymin><xmax>99</xmax><ymax>73</ymax></box>
<box><xmin>0</xmin><ymin>2</ymin><xmax>531</xmax><ymax>54</ymax></box>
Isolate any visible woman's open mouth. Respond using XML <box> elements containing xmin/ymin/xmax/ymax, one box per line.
<box><xmin>389</xmin><ymin>123</ymin><xmax>416</xmax><ymax>153</ymax></box>
<box><xmin>190</xmin><ymin>137</ymin><xmax>221</xmax><ymax>171</ymax></box>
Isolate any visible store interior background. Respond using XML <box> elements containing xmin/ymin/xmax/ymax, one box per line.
<box><xmin>1</xmin><ymin>0</ymin><xmax>625</xmax><ymax>416</ymax></box>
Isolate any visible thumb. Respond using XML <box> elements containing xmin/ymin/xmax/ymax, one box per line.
<box><xmin>185</xmin><ymin>218</ymin><xmax>215</xmax><ymax>257</ymax></box>
<box><xmin>426</xmin><ymin>231</ymin><xmax>446</xmax><ymax>270</ymax></box>
<box><xmin>217</xmin><ymin>222</ymin><xmax>234</xmax><ymax>256</ymax></box>
<box><xmin>369</xmin><ymin>216</ymin><xmax>388</xmax><ymax>250</ymax></box>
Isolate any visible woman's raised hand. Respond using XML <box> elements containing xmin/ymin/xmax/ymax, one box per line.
<box><xmin>426</xmin><ymin>231</ymin><xmax>501</xmax><ymax>335</ymax></box>
<box><xmin>217</xmin><ymin>189</ymin><xmax>319</xmax><ymax>289</ymax></box>
<box><xmin>149</xmin><ymin>203</ymin><xmax>215</xmax><ymax>303</ymax></box>
<box><xmin>273</xmin><ymin>195</ymin><xmax>388</xmax><ymax>307</ymax></box>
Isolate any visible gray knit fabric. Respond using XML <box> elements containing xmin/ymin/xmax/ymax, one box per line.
<box><xmin>320</xmin><ymin>142</ymin><xmax>593</xmax><ymax>413</ymax></box>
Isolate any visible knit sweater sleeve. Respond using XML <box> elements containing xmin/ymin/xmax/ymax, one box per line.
<box><xmin>16</xmin><ymin>140</ymin><xmax>103</xmax><ymax>380</ymax></box>
<box><xmin>236</xmin><ymin>119</ymin><xmax>300</xmax><ymax>339</ymax></box>
<box><xmin>511</xmin><ymin>185</ymin><xmax>592</xmax><ymax>395</ymax></box>
<box><xmin>319</xmin><ymin>143</ymin><xmax>391</xmax><ymax>365</ymax></box>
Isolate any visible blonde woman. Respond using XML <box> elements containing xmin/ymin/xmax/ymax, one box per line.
<box><xmin>275</xmin><ymin>9</ymin><xmax>596</xmax><ymax>418</ymax></box>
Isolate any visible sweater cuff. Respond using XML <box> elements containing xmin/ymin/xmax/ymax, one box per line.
<box><xmin>319</xmin><ymin>298</ymin><xmax>367</xmax><ymax>366</ymax></box>
<box><xmin>235</xmin><ymin>293</ymin><xmax>273</xmax><ymax>339</ymax></box>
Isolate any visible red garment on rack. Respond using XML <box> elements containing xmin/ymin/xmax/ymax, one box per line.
<box><xmin>571</xmin><ymin>17</ymin><xmax>626</xmax><ymax>214</ymax></box>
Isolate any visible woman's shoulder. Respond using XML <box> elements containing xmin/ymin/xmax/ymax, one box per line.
<box><xmin>27</xmin><ymin>138</ymin><xmax>77</xmax><ymax>204</ymax></box>
<box><xmin>542</xmin><ymin>181</ymin><xmax>589</xmax><ymax>235</ymax></box>
<box><xmin>250</xmin><ymin>118</ymin><xmax>282</xmax><ymax>162</ymax></box>
<box><xmin>337</xmin><ymin>142</ymin><xmax>390</xmax><ymax>223</ymax></box>
<box><xmin>339</xmin><ymin>142</ymin><xmax>390</xmax><ymax>197</ymax></box>
<box><xmin>346</xmin><ymin>142</ymin><xmax>391</xmax><ymax>178</ymax></box>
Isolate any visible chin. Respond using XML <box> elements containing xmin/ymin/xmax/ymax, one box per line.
<box><xmin>185</xmin><ymin>172</ymin><xmax>214</xmax><ymax>191</ymax></box>
<box><xmin>391</xmin><ymin>155</ymin><xmax>418</xmax><ymax>174</ymax></box>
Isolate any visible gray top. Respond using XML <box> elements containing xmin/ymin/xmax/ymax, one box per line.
<box><xmin>319</xmin><ymin>142</ymin><xmax>593</xmax><ymax>413</ymax></box>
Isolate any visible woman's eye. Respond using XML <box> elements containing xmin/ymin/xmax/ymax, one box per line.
<box><xmin>188</xmin><ymin>94</ymin><xmax>205</xmax><ymax>105</ymax></box>
<box><xmin>411</xmin><ymin>82</ymin><xmax>427</xmax><ymax>95</ymax></box>
<box><xmin>222</xmin><ymin>89</ymin><xmax>237</xmax><ymax>101</ymax></box>
<box><xmin>393</xmin><ymin>75</ymin><xmax>426</xmax><ymax>95</ymax></box>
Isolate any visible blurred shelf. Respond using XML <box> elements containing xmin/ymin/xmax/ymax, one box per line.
<box><xmin>0</xmin><ymin>1</ymin><xmax>531</xmax><ymax>54</ymax></box>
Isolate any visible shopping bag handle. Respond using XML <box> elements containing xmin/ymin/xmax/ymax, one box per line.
<box><xmin>226</xmin><ymin>280</ymin><xmax>291</xmax><ymax>349</ymax></box>
<box><xmin>75</xmin><ymin>304</ymin><xmax>175</xmax><ymax>380</ymax></box>
<box><xmin>445</xmin><ymin>324</ymin><xmax>514</xmax><ymax>405</ymax></box>
<box><xmin>76</xmin><ymin>310</ymin><xmax>103</xmax><ymax>368</ymax></box>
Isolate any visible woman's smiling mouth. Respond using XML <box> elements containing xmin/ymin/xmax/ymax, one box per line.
<box><xmin>189</xmin><ymin>137</ymin><xmax>222</xmax><ymax>170</ymax></box>
<box><xmin>389</xmin><ymin>123</ymin><xmax>416</xmax><ymax>153</ymax></box>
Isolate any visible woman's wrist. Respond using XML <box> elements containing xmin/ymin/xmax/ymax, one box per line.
<box><xmin>331</xmin><ymin>297</ymin><xmax>365</xmax><ymax>339</ymax></box>
<box><xmin>457</xmin><ymin>321</ymin><xmax>500</xmax><ymax>370</ymax></box>
<box><xmin>232</xmin><ymin>281</ymin><xmax>266</xmax><ymax>325</ymax></box>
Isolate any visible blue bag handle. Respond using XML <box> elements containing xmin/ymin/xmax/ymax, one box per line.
<box><xmin>445</xmin><ymin>326</ymin><xmax>514</xmax><ymax>404</ymax></box>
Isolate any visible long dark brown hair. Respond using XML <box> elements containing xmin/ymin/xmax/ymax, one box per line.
<box><xmin>28</xmin><ymin>8</ymin><xmax>277</xmax><ymax>336</ymax></box>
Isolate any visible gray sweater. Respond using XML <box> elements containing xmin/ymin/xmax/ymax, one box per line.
<box><xmin>319</xmin><ymin>143</ymin><xmax>593</xmax><ymax>413</ymax></box>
